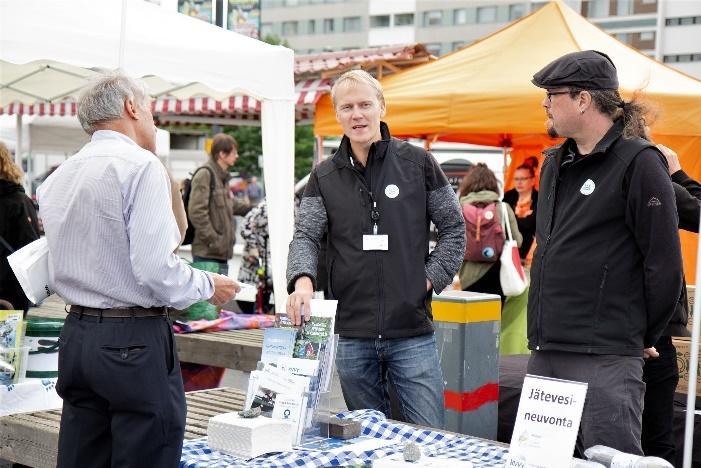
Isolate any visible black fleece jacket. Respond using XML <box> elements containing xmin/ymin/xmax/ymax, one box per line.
<box><xmin>528</xmin><ymin>120</ymin><xmax>683</xmax><ymax>355</ymax></box>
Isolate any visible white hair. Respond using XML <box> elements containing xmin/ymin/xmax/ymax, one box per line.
<box><xmin>77</xmin><ymin>72</ymin><xmax>148</xmax><ymax>134</ymax></box>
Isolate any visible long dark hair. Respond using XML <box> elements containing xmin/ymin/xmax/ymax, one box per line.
<box><xmin>569</xmin><ymin>88</ymin><xmax>654</xmax><ymax>139</ymax></box>
<box><xmin>457</xmin><ymin>163</ymin><xmax>499</xmax><ymax>198</ymax></box>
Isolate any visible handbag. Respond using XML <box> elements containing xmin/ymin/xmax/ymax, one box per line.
<box><xmin>499</xmin><ymin>203</ymin><xmax>528</xmax><ymax>297</ymax></box>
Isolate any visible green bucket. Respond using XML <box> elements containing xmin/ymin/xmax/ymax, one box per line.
<box><xmin>25</xmin><ymin>317</ymin><xmax>64</xmax><ymax>379</ymax></box>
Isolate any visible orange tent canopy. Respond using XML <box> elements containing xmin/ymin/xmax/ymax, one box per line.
<box><xmin>314</xmin><ymin>0</ymin><xmax>701</xmax><ymax>281</ymax></box>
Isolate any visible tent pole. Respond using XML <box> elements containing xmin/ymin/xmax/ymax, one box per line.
<box><xmin>683</xmin><ymin>212</ymin><xmax>701</xmax><ymax>467</ymax></box>
<box><xmin>16</xmin><ymin>113</ymin><xmax>24</xmax><ymax>182</ymax></box>
<box><xmin>313</xmin><ymin>135</ymin><xmax>323</xmax><ymax>167</ymax></box>
<box><xmin>118</xmin><ymin>0</ymin><xmax>128</xmax><ymax>69</ymax></box>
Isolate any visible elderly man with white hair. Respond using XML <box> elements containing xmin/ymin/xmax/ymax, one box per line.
<box><xmin>37</xmin><ymin>73</ymin><xmax>240</xmax><ymax>467</ymax></box>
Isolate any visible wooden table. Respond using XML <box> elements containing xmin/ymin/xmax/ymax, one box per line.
<box><xmin>28</xmin><ymin>296</ymin><xmax>265</xmax><ymax>372</ymax></box>
<box><xmin>0</xmin><ymin>387</ymin><xmax>246</xmax><ymax>468</ymax></box>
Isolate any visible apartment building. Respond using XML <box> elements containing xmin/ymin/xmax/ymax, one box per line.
<box><xmin>258</xmin><ymin>0</ymin><xmax>701</xmax><ymax>79</ymax></box>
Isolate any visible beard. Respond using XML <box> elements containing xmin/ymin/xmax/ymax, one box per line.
<box><xmin>546</xmin><ymin>119</ymin><xmax>559</xmax><ymax>138</ymax></box>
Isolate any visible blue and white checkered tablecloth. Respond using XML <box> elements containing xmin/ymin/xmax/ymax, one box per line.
<box><xmin>180</xmin><ymin>409</ymin><xmax>508</xmax><ymax>467</ymax></box>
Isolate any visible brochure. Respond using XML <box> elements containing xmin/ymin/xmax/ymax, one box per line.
<box><xmin>260</xmin><ymin>328</ymin><xmax>297</xmax><ymax>365</ymax></box>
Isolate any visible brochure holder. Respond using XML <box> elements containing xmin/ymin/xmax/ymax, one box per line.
<box><xmin>299</xmin><ymin>390</ymin><xmax>331</xmax><ymax>444</ymax></box>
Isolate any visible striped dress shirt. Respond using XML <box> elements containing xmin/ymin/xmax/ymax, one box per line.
<box><xmin>37</xmin><ymin>130</ymin><xmax>213</xmax><ymax>310</ymax></box>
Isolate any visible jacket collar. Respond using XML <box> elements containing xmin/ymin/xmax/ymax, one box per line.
<box><xmin>206</xmin><ymin>158</ymin><xmax>232</xmax><ymax>182</ymax></box>
<box><xmin>333</xmin><ymin>121</ymin><xmax>392</xmax><ymax>169</ymax></box>
<box><xmin>549</xmin><ymin>118</ymin><xmax>624</xmax><ymax>166</ymax></box>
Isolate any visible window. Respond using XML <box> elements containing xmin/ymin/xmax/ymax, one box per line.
<box><xmin>453</xmin><ymin>8</ymin><xmax>468</xmax><ymax>25</ymax></box>
<box><xmin>583</xmin><ymin>0</ymin><xmax>609</xmax><ymax>18</ymax></box>
<box><xmin>343</xmin><ymin>16</ymin><xmax>361</xmax><ymax>32</ymax></box>
<box><xmin>323</xmin><ymin>18</ymin><xmax>335</xmax><ymax>33</ymax></box>
<box><xmin>476</xmin><ymin>6</ymin><xmax>497</xmax><ymax>23</ymax></box>
<box><xmin>307</xmin><ymin>19</ymin><xmax>316</xmax><ymax>34</ymax></box>
<box><xmin>452</xmin><ymin>41</ymin><xmax>465</xmax><ymax>51</ymax></box>
<box><xmin>394</xmin><ymin>13</ymin><xmax>414</xmax><ymax>26</ymax></box>
<box><xmin>509</xmin><ymin>4</ymin><xmax>525</xmax><ymax>21</ymax></box>
<box><xmin>282</xmin><ymin>20</ymin><xmax>298</xmax><ymax>36</ymax></box>
<box><xmin>261</xmin><ymin>22</ymin><xmax>273</xmax><ymax>36</ymax></box>
<box><xmin>613</xmin><ymin>32</ymin><xmax>630</xmax><ymax>43</ymax></box>
<box><xmin>616</xmin><ymin>0</ymin><xmax>634</xmax><ymax>16</ymax></box>
<box><xmin>639</xmin><ymin>31</ymin><xmax>654</xmax><ymax>41</ymax></box>
<box><xmin>662</xmin><ymin>53</ymin><xmax>701</xmax><ymax>63</ymax></box>
<box><xmin>666</xmin><ymin>16</ymin><xmax>701</xmax><ymax>26</ymax></box>
<box><xmin>425</xmin><ymin>43</ymin><xmax>442</xmax><ymax>56</ymax></box>
<box><xmin>370</xmin><ymin>15</ymin><xmax>390</xmax><ymax>28</ymax></box>
<box><xmin>423</xmin><ymin>10</ymin><xmax>443</xmax><ymax>27</ymax></box>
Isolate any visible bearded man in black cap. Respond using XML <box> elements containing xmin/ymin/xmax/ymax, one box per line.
<box><xmin>527</xmin><ymin>50</ymin><xmax>683</xmax><ymax>456</ymax></box>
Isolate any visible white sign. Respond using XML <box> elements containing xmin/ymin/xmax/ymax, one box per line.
<box><xmin>504</xmin><ymin>374</ymin><xmax>588</xmax><ymax>468</ymax></box>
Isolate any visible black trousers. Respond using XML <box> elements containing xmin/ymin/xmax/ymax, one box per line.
<box><xmin>642</xmin><ymin>335</ymin><xmax>679</xmax><ymax>465</ymax></box>
<box><xmin>56</xmin><ymin>312</ymin><xmax>186</xmax><ymax>468</ymax></box>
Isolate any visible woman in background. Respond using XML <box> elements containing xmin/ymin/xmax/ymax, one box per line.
<box><xmin>458</xmin><ymin>163</ymin><xmax>521</xmax><ymax>302</ymax></box>
<box><xmin>503</xmin><ymin>162</ymin><xmax>538</xmax><ymax>262</ymax></box>
<box><xmin>0</xmin><ymin>142</ymin><xmax>40</xmax><ymax>314</ymax></box>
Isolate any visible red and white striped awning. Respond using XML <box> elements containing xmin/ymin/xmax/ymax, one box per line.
<box><xmin>0</xmin><ymin>79</ymin><xmax>332</xmax><ymax>124</ymax></box>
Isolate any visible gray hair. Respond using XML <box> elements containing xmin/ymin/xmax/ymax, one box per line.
<box><xmin>77</xmin><ymin>72</ymin><xmax>148</xmax><ymax>134</ymax></box>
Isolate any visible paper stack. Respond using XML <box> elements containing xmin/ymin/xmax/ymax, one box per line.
<box><xmin>207</xmin><ymin>412</ymin><xmax>293</xmax><ymax>459</ymax></box>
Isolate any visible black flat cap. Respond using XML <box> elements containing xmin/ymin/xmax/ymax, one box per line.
<box><xmin>532</xmin><ymin>50</ymin><xmax>619</xmax><ymax>90</ymax></box>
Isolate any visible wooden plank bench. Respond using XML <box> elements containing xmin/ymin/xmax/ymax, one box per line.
<box><xmin>0</xmin><ymin>387</ymin><xmax>246</xmax><ymax>468</ymax></box>
<box><xmin>27</xmin><ymin>297</ymin><xmax>265</xmax><ymax>372</ymax></box>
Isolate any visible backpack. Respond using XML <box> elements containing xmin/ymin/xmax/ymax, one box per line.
<box><xmin>182</xmin><ymin>166</ymin><xmax>215</xmax><ymax>246</ymax></box>
<box><xmin>462</xmin><ymin>201</ymin><xmax>505</xmax><ymax>262</ymax></box>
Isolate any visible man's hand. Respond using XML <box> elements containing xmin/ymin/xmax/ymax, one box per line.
<box><xmin>657</xmin><ymin>144</ymin><xmax>681</xmax><ymax>175</ymax></box>
<box><xmin>426</xmin><ymin>278</ymin><xmax>433</xmax><ymax>292</ymax></box>
<box><xmin>287</xmin><ymin>276</ymin><xmax>314</xmax><ymax>326</ymax></box>
<box><xmin>643</xmin><ymin>347</ymin><xmax>659</xmax><ymax>359</ymax></box>
<box><xmin>207</xmin><ymin>273</ymin><xmax>241</xmax><ymax>306</ymax></box>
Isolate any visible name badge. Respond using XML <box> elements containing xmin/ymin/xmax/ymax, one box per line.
<box><xmin>363</xmin><ymin>234</ymin><xmax>389</xmax><ymax>251</ymax></box>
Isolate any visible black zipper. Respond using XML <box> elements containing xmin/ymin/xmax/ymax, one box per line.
<box><xmin>537</xmin><ymin>161</ymin><xmax>560</xmax><ymax>350</ymax></box>
<box><xmin>349</xmin><ymin>163</ymin><xmax>385</xmax><ymax>339</ymax></box>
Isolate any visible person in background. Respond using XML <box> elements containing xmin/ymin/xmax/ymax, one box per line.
<box><xmin>246</xmin><ymin>175</ymin><xmax>264</xmax><ymax>206</ymax></box>
<box><xmin>639</xmin><ymin>142</ymin><xmax>699</xmax><ymax>465</ymax></box>
<box><xmin>528</xmin><ymin>50</ymin><xmax>682</xmax><ymax>456</ymax></box>
<box><xmin>503</xmin><ymin>162</ymin><xmax>538</xmax><ymax>262</ymax></box>
<box><xmin>237</xmin><ymin>200</ymin><xmax>273</xmax><ymax>314</ymax></box>
<box><xmin>0</xmin><ymin>142</ymin><xmax>40</xmax><ymax>315</ymax></box>
<box><xmin>188</xmin><ymin>133</ymin><xmax>250</xmax><ymax>276</ymax></box>
<box><xmin>37</xmin><ymin>73</ymin><xmax>240</xmax><ymax>468</ymax></box>
<box><xmin>458</xmin><ymin>163</ymin><xmax>522</xmax><ymax>302</ymax></box>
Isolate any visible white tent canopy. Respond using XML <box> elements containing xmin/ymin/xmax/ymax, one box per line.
<box><xmin>0</xmin><ymin>0</ymin><xmax>296</xmax><ymax>310</ymax></box>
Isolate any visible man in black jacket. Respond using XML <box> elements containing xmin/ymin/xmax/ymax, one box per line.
<box><xmin>528</xmin><ymin>50</ymin><xmax>683</xmax><ymax>455</ymax></box>
<box><xmin>286</xmin><ymin>70</ymin><xmax>465</xmax><ymax>428</ymax></box>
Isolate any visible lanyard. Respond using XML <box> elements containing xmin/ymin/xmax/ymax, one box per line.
<box><xmin>369</xmin><ymin>192</ymin><xmax>380</xmax><ymax>235</ymax></box>
<box><xmin>349</xmin><ymin>150</ymin><xmax>383</xmax><ymax>235</ymax></box>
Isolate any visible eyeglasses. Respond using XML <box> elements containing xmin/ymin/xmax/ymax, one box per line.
<box><xmin>546</xmin><ymin>90</ymin><xmax>571</xmax><ymax>103</ymax></box>
<box><xmin>514</xmin><ymin>177</ymin><xmax>534</xmax><ymax>182</ymax></box>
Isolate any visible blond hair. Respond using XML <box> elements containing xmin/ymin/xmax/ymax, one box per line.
<box><xmin>331</xmin><ymin>69</ymin><xmax>385</xmax><ymax>108</ymax></box>
<box><xmin>0</xmin><ymin>142</ymin><xmax>23</xmax><ymax>185</ymax></box>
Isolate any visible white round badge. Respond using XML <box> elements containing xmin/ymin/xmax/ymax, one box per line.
<box><xmin>580</xmin><ymin>179</ymin><xmax>596</xmax><ymax>196</ymax></box>
<box><xmin>385</xmin><ymin>184</ymin><xmax>399</xmax><ymax>199</ymax></box>
<box><xmin>484</xmin><ymin>211</ymin><xmax>494</xmax><ymax>220</ymax></box>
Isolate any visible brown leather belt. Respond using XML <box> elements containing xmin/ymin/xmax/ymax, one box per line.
<box><xmin>69</xmin><ymin>305</ymin><xmax>169</xmax><ymax>318</ymax></box>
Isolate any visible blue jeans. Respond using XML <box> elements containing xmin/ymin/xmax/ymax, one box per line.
<box><xmin>335</xmin><ymin>333</ymin><xmax>445</xmax><ymax>429</ymax></box>
<box><xmin>192</xmin><ymin>255</ymin><xmax>228</xmax><ymax>276</ymax></box>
